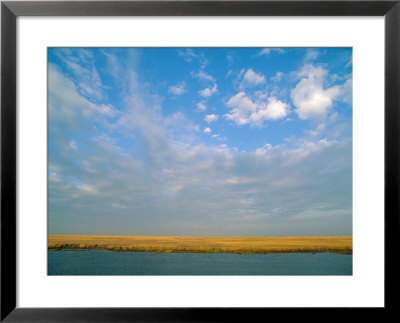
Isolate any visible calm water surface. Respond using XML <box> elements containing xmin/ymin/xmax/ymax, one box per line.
<box><xmin>48</xmin><ymin>249</ymin><xmax>352</xmax><ymax>275</ymax></box>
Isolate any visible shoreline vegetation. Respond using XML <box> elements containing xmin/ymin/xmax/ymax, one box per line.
<box><xmin>48</xmin><ymin>235</ymin><xmax>352</xmax><ymax>255</ymax></box>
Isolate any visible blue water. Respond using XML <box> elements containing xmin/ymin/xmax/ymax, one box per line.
<box><xmin>48</xmin><ymin>250</ymin><xmax>352</xmax><ymax>275</ymax></box>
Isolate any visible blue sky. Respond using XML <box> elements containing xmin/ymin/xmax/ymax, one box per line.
<box><xmin>48</xmin><ymin>47</ymin><xmax>352</xmax><ymax>236</ymax></box>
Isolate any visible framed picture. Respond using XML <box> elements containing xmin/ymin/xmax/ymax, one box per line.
<box><xmin>1</xmin><ymin>0</ymin><xmax>399</xmax><ymax>321</ymax></box>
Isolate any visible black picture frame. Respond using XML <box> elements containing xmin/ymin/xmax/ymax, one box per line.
<box><xmin>1</xmin><ymin>0</ymin><xmax>399</xmax><ymax>321</ymax></box>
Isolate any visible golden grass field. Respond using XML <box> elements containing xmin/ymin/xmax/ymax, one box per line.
<box><xmin>48</xmin><ymin>235</ymin><xmax>352</xmax><ymax>254</ymax></box>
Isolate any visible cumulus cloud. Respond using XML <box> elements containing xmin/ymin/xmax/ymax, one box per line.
<box><xmin>262</xmin><ymin>97</ymin><xmax>291</xmax><ymax>120</ymax></box>
<box><xmin>291</xmin><ymin>65</ymin><xmax>341</xmax><ymax>120</ymax></box>
<box><xmin>199</xmin><ymin>83</ymin><xmax>218</xmax><ymax>97</ymax></box>
<box><xmin>203</xmin><ymin>127</ymin><xmax>212</xmax><ymax>133</ymax></box>
<box><xmin>196</xmin><ymin>102</ymin><xmax>207</xmax><ymax>112</ymax></box>
<box><xmin>204</xmin><ymin>114</ymin><xmax>219</xmax><ymax>123</ymax></box>
<box><xmin>242</xmin><ymin>68</ymin><xmax>266</xmax><ymax>87</ymax></box>
<box><xmin>225</xmin><ymin>92</ymin><xmax>290</xmax><ymax>126</ymax></box>
<box><xmin>168</xmin><ymin>82</ymin><xmax>186</xmax><ymax>95</ymax></box>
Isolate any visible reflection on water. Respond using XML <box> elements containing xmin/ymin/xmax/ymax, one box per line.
<box><xmin>48</xmin><ymin>249</ymin><xmax>352</xmax><ymax>275</ymax></box>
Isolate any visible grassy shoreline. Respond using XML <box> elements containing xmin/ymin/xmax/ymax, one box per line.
<box><xmin>48</xmin><ymin>235</ymin><xmax>352</xmax><ymax>255</ymax></box>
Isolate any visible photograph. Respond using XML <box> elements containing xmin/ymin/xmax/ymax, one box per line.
<box><xmin>2</xmin><ymin>0</ymin><xmax>397</xmax><ymax>320</ymax></box>
<box><xmin>47</xmin><ymin>47</ymin><xmax>353</xmax><ymax>276</ymax></box>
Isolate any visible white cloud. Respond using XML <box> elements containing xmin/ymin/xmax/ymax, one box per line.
<box><xmin>225</xmin><ymin>92</ymin><xmax>257</xmax><ymax>126</ymax></box>
<box><xmin>49</xmin><ymin>49</ymin><xmax>352</xmax><ymax>237</ymax></box>
<box><xmin>258</xmin><ymin>48</ymin><xmax>271</xmax><ymax>55</ymax></box>
<box><xmin>307</xmin><ymin>124</ymin><xmax>326</xmax><ymax>137</ymax></box>
<box><xmin>48</xmin><ymin>64</ymin><xmax>118</xmax><ymax>126</ymax></box>
<box><xmin>56</xmin><ymin>49</ymin><xmax>106</xmax><ymax>101</ymax></box>
<box><xmin>284</xmin><ymin>138</ymin><xmax>339</xmax><ymax>165</ymax></box>
<box><xmin>340</xmin><ymin>78</ymin><xmax>353</xmax><ymax>104</ymax></box>
<box><xmin>254</xmin><ymin>143</ymin><xmax>274</xmax><ymax>156</ymax></box>
<box><xmin>178</xmin><ymin>49</ymin><xmax>197</xmax><ymax>62</ymax></box>
<box><xmin>254</xmin><ymin>90</ymin><xmax>268</xmax><ymax>100</ymax></box>
<box><xmin>82</xmin><ymin>160</ymin><xmax>96</xmax><ymax>173</ymax></box>
<box><xmin>242</xmin><ymin>69</ymin><xmax>265</xmax><ymax>87</ymax></box>
<box><xmin>293</xmin><ymin>208</ymin><xmax>350</xmax><ymax>220</ymax></box>
<box><xmin>291</xmin><ymin>65</ymin><xmax>341</xmax><ymax>120</ymax></box>
<box><xmin>69</xmin><ymin>140</ymin><xmax>77</xmax><ymax>150</ymax></box>
<box><xmin>261</xmin><ymin>97</ymin><xmax>291</xmax><ymax>120</ymax></box>
<box><xmin>97</xmin><ymin>104</ymin><xmax>117</xmax><ymax>117</ymax></box>
<box><xmin>78</xmin><ymin>184</ymin><xmax>99</xmax><ymax>195</ymax></box>
<box><xmin>196</xmin><ymin>102</ymin><xmax>207</xmax><ymax>112</ymax></box>
<box><xmin>257</xmin><ymin>48</ymin><xmax>285</xmax><ymax>56</ymax></box>
<box><xmin>49</xmin><ymin>172</ymin><xmax>61</xmax><ymax>182</ymax></box>
<box><xmin>304</xmin><ymin>49</ymin><xmax>320</xmax><ymax>61</ymax></box>
<box><xmin>204</xmin><ymin>114</ymin><xmax>219</xmax><ymax>123</ymax></box>
<box><xmin>192</xmin><ymin>70</ymin><xmax>215</xmax><ymax>82</ymax></box>
<box><xmin>178</xmin><ymin>49</ymin><xmax>209</xmax><ymax>68</ymax></box>
<box><xmin>345</xmin><ymin>55</ymin><xmax>353</xmax><ymax>68</ymax></box>
<box><xmin>168</xmin><ymin>82</ymin><xmax>186</xmax><ymax>96</ymax></box>
<box><xmin>271</xmin><ymin>71</ymin><xmax>284</xmax><ymax>82</ymax></box>
<box><xmin>226</xmin><ymin>54</ymin><xmax>234</xmax><ymax>66</ymax></box>
<box><xmin>225</xmin><ymin>92</ymin><xmax>290</xmax><ymax>126</ymax></box>
<box><xmin>199</xmin><ymin>83</ymin><xmax>218</xmax><ymax>97</ymax></box>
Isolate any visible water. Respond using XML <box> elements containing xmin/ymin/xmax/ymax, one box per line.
<box><xmin>48</xmin><ymin>249</ymin><xmax>352</xmax><ymax>275</ymax></box>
